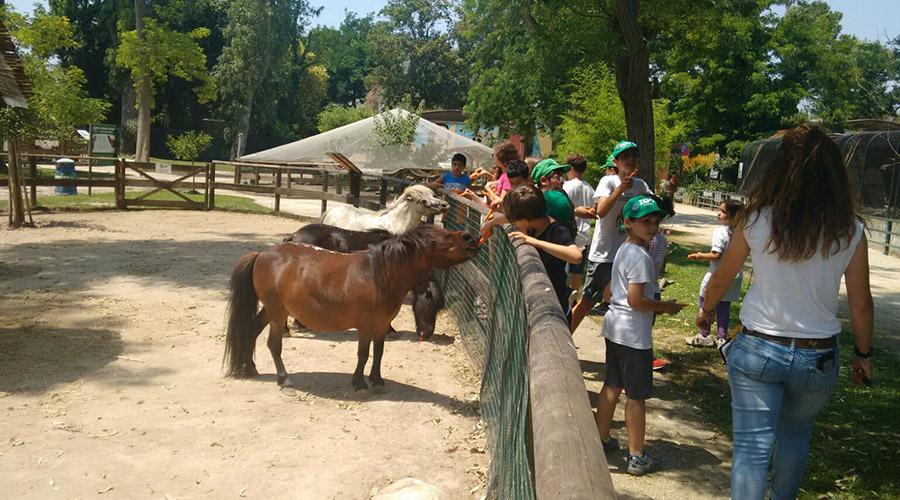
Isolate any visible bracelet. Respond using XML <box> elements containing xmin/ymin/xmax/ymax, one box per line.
<box><xmin>854</xmin><ymin>345</ymin><xmax>874</xmax><ymax>359</ymax></box>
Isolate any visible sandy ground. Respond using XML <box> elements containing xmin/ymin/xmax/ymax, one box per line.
<box><xmin>0</xmin><ymin>210</ymin><xmax>488</xmax><ymax>499</ymax></box>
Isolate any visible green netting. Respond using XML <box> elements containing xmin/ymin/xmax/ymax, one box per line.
<box><xmin>439</xmin><ymin>193</ymin><xmax>535</xmax><ymax>500</ymax></box>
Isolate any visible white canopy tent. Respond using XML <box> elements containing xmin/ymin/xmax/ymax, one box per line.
<box><xmin>239</xmin><ymin>108</ymin><xmax>494</xmax><ymax>173</ymax></box>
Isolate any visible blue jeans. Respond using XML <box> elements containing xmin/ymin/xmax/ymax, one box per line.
<box><xmin>725</xmin><ymin>333</ymin><xmax>839</xmax><ymax>500</ymax></box>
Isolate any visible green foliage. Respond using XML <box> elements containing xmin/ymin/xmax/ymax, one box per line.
<box><xmin>366</xmin><ymin>0</ymin><xmax>467</xmax><ymax>109</ymax></box>
<box><xmin>116</xmin><ymin>18</ymin><xmax>215</xmax><ymax>104</ymax></box>
<box><xmin>317</xmin><ymin>104</ymin><xmax>374</xmax><ymax>133</ymax></box>
<box><xmin>308</xmin><ymin>12</ymin><xmax>374</xmax><ymax>105</ymax></box>
<box><xmin>165</xmin><ymin>130</ymin><xmax>213</xmax><ymax>162</ymax></box>
<box><xmin>372</xmin><ymin>104</ymin><xmax>421</xmax><ymax>146</ymax></box>
<box><xmin>3</xmin><ymin>8</ymin><xmax>110</xmax><ymax>143</ymax></box>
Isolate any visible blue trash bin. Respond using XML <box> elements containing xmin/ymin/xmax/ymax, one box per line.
<box><xmin>54</xmin><ymin>158</ymin><xmax>77</xmax><ymax>195</ymax></box>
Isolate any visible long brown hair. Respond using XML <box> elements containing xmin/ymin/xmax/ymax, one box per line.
<box><xmin>736</xmin><ymin>124</ymin><xmax>858</xmax><ymax>260</ymax></box>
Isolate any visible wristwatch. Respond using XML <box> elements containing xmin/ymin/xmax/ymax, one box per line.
<box><xmin>854</xmin><ymin>345</ymin><xmax>874</xmax><ymax>359</ymax></box>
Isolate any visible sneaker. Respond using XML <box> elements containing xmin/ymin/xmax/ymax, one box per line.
<box><xmin>715</xmin><ymin>337</ymin><xmax>727</xmax><ymax>349</ymax></box>
<box><xmin>685</xmin><ymin>333</ymin><xmax>716</xmax><ymax>347</ymax></box>
<box><xmin>601</xmin><ymin>436</ymin><xmax>619</xmax><ymax>453</ymax></box>
<box><xmin>651</xmin><ymin>358</ymin><xmax>670</xmax><ymax>371</ymax></box>
<box><xmin>626</xmin><ymin>452</ymin><xmax>655</xmax><ymax>476</ymax></box>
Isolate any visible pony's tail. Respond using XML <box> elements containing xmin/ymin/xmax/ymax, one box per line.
<box><xmin>223</xmin><ymin>252</ymin><xmax>260</xmax><ymax>378</ymax></box>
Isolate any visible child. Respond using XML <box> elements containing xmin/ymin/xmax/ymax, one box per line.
<box><xmin>595</xmin><ymin>195</ymin><xmax>686</xmax><ymax>476</ymax></box>
<box><xmin>570</xmin><ymin>141</ymin><xmax>651</xmax><ymax>333</ymax></box>
<box><xmin>563</xmin><ymin>154</ymin><xmax>597</xmax><ymax>305</ymax></box>
<box><xmin>435</xmin><ymin>153</ymin><xmax>472</xmax><ymax>192</ymax></box>
<box><xmin>486</xmin><ymin>141</ymin><xmax>520</xmax><ymax>208</ymax></box>
<box><xmin>503</xmin><ymin>185</ymin><xmax>582</xmax><ymax>315</ymax></box>
<box><xmin>646</xmin><ymin>194</ymin><xmax>675</xmax><ymax>371</ymax></box>
<box><xmin>685</xmin><ymin>199</ymin><xmax>744</xmax><ymax>348</ymax></box>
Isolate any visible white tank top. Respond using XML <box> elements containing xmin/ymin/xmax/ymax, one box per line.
<box><xmin>739</xmin><ymin>208</ymin><xmax>863</xmax><ymax>338</ymax></box>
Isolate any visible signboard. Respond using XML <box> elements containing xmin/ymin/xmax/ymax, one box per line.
<box><xmin>89</xmin><ymin>124</ymin><xmax>118</xmax><ymax>166</ymax></box>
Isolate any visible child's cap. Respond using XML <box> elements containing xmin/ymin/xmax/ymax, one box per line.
<box><xmin>611</xmin><ymin>141</ymin><xmax>639</xmax><ymax>159</ymax></box>
<box><xmin>530</xmin><ymin>158</ymin><xmax>570</xmax><ymax>184</ymax></box>
<box><xmin>543</xmin><ymin>189</ymin><xmax>574</xmax><ymax>224</ymax></box>
<box><xmin>622</xmin><ymin>195</ymin><xmax>668</xmax><ymax>220</ymax></box>
<box><xmin>603</xmin><ymin>153</ymin><xmax>616</xmax><ymax>168</ymax></box>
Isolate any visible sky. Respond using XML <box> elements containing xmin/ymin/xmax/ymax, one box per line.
<box><xmin>6</xmin><ymin>0</ymin><xmax>899</xmax><ymax>44</ymax></box>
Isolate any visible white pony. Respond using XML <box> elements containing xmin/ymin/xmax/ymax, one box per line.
<box><xmin>322</xmin><ymin>184</ymin><xmax>449</xmax><ymax>234</ymax></box>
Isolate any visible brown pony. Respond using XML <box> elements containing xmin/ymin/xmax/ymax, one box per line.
<box><xmin>223</xmin><ymin>225</ymin><xmax>480</xmax><ymax>390</ymax></box>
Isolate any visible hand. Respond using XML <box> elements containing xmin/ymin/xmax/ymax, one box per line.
<box><xmin>851</xmin><ymin>357</ymin><xmax>873</xmax><ymax>385</ymax></box>
<box><xmin>687</xmin><ymin>253</ymin><xmax>700</xmax><ymax>260</ymax></box>
<box><xmin>508</xmin><ymin>231</ymin><xmax>537</xmax><ymax>246</ymax></box>
<box><xmin>695</xmin><ymin>306</ymin><xmax>714</xmax><ymax>326</ymax></box>
<box><xmin>661</xmin><ymin>300</ymin><xmax>687</xmax><ymax>315</ymax></box>
<box><xmin>619</xmin><ymin>170</ymin><xmax>638</xmax><ymax>191</ymax></box>
<box><xmin>489</xmin><ymin>198</ymin><xmax>503</xmax><ymax>210</ymax></box>
<box><xmin>459</xmin><ymin>188</ymin><xmax>478</xmax><ymax>200</ymax></box>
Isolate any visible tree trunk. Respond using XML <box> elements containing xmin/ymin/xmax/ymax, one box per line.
<box><xmin>229</xmin><ymin>99</ymin><xmax>252</xmax><ymax>160</ymax></box>
<box><xmin>134</xmin><ymin>78</ymin><xmax>152</xmax><ymax>162</ymax></box>
<box><xmin>613</xmin><ymin>0</ymin><xmax>655</xmax><ymax>189</ymax></box>
<box><xmin>7</xmin><ymin>139</ymin><xmax>24</xmax><ymax>228</ymax></box>
<box><xmin>133</xmin><ymin>0</ymin><xmax>151</xmax><ymax>162</ymax></box>
<box><xmin>120</xmin><ymin>77</ymin><xmax>137</xmax><ymax>154</ymax></box>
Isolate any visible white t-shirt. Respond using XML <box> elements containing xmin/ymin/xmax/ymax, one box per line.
<box><xmin>602</xmin><ymin>242</ymin><xmax>658</xmax><ymax>350</ymax></box>
<box><xmin>563</xmin><ymin>178</ymin><xmax>595</xmax><ymax>248</ymax></box>
<box><xmin>588</xmin><ymin>175</ymin><xmax>651</xmax><ymax>263</ymax></box>
<box><xmin>699</xmin><ymin>226</ymin><xmax>743</xmax><ymax>301</ymax></box>
<box><xmin>739</xmin><ymin>209</ymin><xmax>864</xmax><ymax>338</ymax></box>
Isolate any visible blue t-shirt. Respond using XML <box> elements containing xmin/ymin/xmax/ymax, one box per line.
<box><xmin>442</xmin><ymin>172</ymin><xmax>471</xmax><ymax>191</ymax></box>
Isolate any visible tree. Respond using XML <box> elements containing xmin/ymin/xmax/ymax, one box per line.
<box><xmin>3</xmin><ymin>8</ymin><xmax>110</xmax><ymax>149</ymax></box>
<box><xmin>365</xmin><ymin>0</ymin><xmax>468</xmax><ymax>110</ymax></box>
<box><xmin>213</xmin><ymin>0</ymin><xmax>318</xmax><ymax>159</ymax></box>
<box><xmin>308</xmin><ymin>12</ymin><xmax>375</xmax><ymax>106</ymax></box>
<box><xmin>115</xmin><ymin>2</ymin><xmax>214</xmax><ymax>162</ymax></box>
<box><xmin>317</xmin><ymin>103</ymin><xmax>374</xmax><ymax>133</ymax></box>
<box><xmin>166</xmin><ymin>130</ymin><xmax>213</xmax><ymax>164</ymax></box>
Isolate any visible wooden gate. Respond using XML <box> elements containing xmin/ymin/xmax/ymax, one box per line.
<box><xmin>115</xmin><ymin>160</ymin><xmax>208</xmax><ymax>210</ymax></box>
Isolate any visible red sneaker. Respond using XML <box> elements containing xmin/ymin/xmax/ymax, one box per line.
<box><xmin>651</xmin><ymin>358</ymin><xmax>670</xmax><ymax>371</ymax></box>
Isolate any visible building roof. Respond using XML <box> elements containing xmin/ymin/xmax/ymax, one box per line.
<box><xmin>0</xmin><ymin>19</ymin><xmax>32</xmax><ymax>108</ymax></box>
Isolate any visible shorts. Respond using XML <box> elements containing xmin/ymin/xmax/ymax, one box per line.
<box><xmin>567</xmin><ymin>248</ymin><xmax>590</xmax><ymax>275</ymax></box>
<box><xmin>603</xmin><ymin>338</ymin><xmax>653</xmax><ymax>400</ymax></box>
<box><xmin>581</xmin><ymin>261</ymin><xmax>613</xmax><ymax>302</ymax></box>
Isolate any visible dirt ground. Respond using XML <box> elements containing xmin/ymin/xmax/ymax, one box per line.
<box><xmin>0</xmin><ymin>210</ymin><xmax>488</xmax><ymax>499</ymax></box>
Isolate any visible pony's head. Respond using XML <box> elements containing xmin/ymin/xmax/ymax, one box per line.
<box><xmin>371</xmin><ymin>225</ymin><xmax>479</xmax><ymax>289</ymax></box>
<box><xmin>395</xmin><ymin>184</ymin><xmax>450</xmax><ymax>215</ymax></box>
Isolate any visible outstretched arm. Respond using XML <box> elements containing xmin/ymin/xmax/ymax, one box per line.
<box><xmin>845</xmin><ymin>234</ymin><xmax>874</xmax><ymax>383</ymax></box>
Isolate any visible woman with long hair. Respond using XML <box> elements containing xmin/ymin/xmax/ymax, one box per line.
<box><xmin>698</xmin><ymin>125</ymin><xmax>874</xmax><ymax>499</ymax></box>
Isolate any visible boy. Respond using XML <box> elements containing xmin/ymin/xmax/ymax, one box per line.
<box><xmin>503</xmin><ymin>185</ymin><xmax>582</xmax><ymax>314</ymax></box>
<box><xmin>570</xmin><ymin>141</ymin><xmax>651</xmax><ymax>333</ymax></box>
<box><xmin>595</xmin><ymin>195</ymin><xmax>686</xmax><ymax>475</ymax></box>
<box><xmin>435</xmin><ymin>153</ymin><xmax>472</xmax><ymax>192</ymax></box>
<box><xmin>562</xmin><ymin>154</ymin><xmax>596</xmax><ymax>303</ymax></box>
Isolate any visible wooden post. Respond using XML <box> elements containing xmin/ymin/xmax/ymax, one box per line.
<box><xmin>336</xmin><ymin>173</ymin><xmax>343</xmax><ymax>195</ymax></box>
<box><xmin>87</xmin><ymin>157</ymin><xmax>93</xmax><ymax>196</ymax></box>
<box><xmin>234</xmin><ymin>163</ymin><xmax>241</xmax><ymax>184</ymax></box>
<box><xmin>885</xmin><ymin>219</ymin><xmax>893</xmax><ymax>256</ymax></box>
<box><xmin>7</xmin><ymin>140</ymin><xmax>24</xmax><ymax>228</ymax></box>
<box><xmin>379</xmin><ymin>178</ymin><xmax>389</xmax><ymax>208</ymax></box>
<box><xmin>207</xmin><ymin>162</ymin><xmax>216</xmax><ymax>210</ymax></box>
<box><xmin>115</xmin><ymin>159</ymin><xmax>126</xmax><ymax>209</ymax></box>
<box><xmin>321</xmin><ymin>170</ymin><xmax>329</xmax><ymax>216</ymax></box>
<box><xmin>28</xmin><ymin>156</ymin><xmax>37</xmax><ymax>206</ymax></box>
<box><xmin>203</xmin><ymin>162</ymin><xmax>210</xmax><ymax>211</ymax></box>
<box><xmin>274</xmin><ymin>168</ymin><xmax>282</xmax><ymax>214</ymax></box>
<box><xmin>350</xmin><ymin>171</ymin><xmax>361</xmax><ymax>207</ymax></box>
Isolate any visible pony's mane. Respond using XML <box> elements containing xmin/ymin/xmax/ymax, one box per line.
<box><xmin>369</xmin><ymin>225</ymin><xmax>443</xmax><ymax>289</ymax></box>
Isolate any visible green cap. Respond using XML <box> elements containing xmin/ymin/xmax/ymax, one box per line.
<box><xmin>611</xmin><ymin>140</ymin><xmax>639</xmax><ymax>159</ymax></box>
<box><xmin>622</xmin><ymin>195</ymin><xmax>667</xmax><ymax>220</ymax></box>
<box><xmin>543</xmin><ymin>189</ymin><xmax>574</xmax><ymax>224</ymax></box>
<box><xmin>531</xmin><ymin>158</ymin><xmax>570</xmax><ymax>184</ymax></box>
<box><xmin>603</xmin><ymin>153</ymin><xmax>616</xmax><ymax>168</ymax></box>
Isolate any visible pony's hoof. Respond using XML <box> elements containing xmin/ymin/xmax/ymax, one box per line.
<box><xmin>352</xmin><ymin>380</ymin><xmax>368</xmax><ymax>391</ymax></box>
<box><xmin>242</xmin><ymin>364</ymin><xmax>259</xmax><ymax>377</ymax></box>
<box><xmin>277</xmin><ymin>374</ymin><xmax>293</xmax><ymax>387</ymax></box>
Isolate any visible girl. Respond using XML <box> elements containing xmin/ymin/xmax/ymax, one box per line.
<box><xmin>685</xmin><ymin>199</ymin><xmax>744</xmax><ymax>348</ymax></box>
<box><xmin>698</xmin><ymin>125</ymin><xmax>873</xmax><ymax>499</ymax></box>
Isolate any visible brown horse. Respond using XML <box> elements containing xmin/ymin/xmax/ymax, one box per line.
<box><xmin>223</xmin><ymin>225</ymin><xmax>479</xmax><ymax>390</ymax></box>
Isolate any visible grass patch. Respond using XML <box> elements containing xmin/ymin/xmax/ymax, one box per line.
<box><xmin>653</xmin><ymin>241</ymin><xmax>899</xmax><ymax>498</ymax></box>
<box><xmin>33</xmin><ymin>190</ymin><xmax>273</xmax><ymax>214</ymax></box>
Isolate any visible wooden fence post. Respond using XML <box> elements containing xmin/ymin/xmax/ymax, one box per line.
<box><xmin>321</xmin><ymin>170</ymin><xmax>329</xmax><ymax>216</ymax></box>
<box><xmin>207</xmin><ymin>163</ymin><xmax>216</xmax><ymax>210</ymax></box>
<box><xmin>87</xmin><ymin>157</ymin><xmax>93</xmax><ymax>196</ymax></box>
<box><xmin>28</xmin><ymin>157</ymin><xmax>37</xmax><ymax>206</ymax></box>
<box><xmin>115</xmin><ymin>159</ymin><xmax>126</xmax><ymax>209</ymax></box>
<box><xmin>274</xmin><ymin>168</ymin><xmax>282</xmax><ymax>213</ymax></box>
<box><xmin>350</xmin><ymin>171</ymin><xmax>361</xmax><ymax>208</ymax></box>
<box><xmin>885</xmin><ymin>219</ymin><xmax>893</xmax><ymax>256</ymax></box>
<box><xmin>379</xmin><ymin>178</ymin><xmax>388</xmax><ymax>208</ymax></box>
